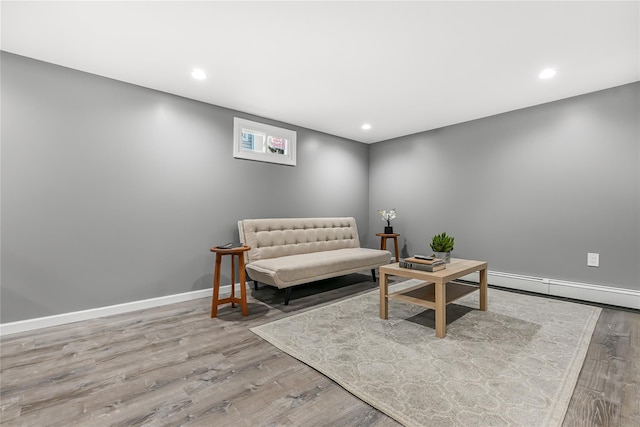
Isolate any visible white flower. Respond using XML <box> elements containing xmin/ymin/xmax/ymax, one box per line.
<box><xmin>377</xmin><ymin>209</ymin><xmax>397</xmax><ymax>225</ymax></box>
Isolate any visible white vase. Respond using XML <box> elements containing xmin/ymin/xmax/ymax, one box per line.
<box><xmin>434</xmin><ymin>251</ymin><xmax>451</xmax><ymax>263</ymax></box>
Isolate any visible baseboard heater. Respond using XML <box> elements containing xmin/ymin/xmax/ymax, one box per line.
<box><xmin>460</xmin><ymin>270</ymin><xmax>639</xmax><ymax>310</ymax></box>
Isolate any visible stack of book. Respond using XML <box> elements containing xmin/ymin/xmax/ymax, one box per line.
<box><xmin>400</xmin><ymin>256</ymin><xmax>446</xmax><ymax>272</ymax></box>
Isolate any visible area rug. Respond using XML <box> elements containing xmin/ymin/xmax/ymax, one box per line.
<box><xmin>250</xmin><ymin>280</ymin><xmax>601</xmax><ymax>427</ymax></box>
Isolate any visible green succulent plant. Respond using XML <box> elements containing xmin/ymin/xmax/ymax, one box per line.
<box><xmin>430</xmin><ymin>232</ymin><xmax>455</xmax><ymax>252</ymax></box>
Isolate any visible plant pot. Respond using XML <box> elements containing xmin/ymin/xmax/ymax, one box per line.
<box><xmin>433</xmin><ymin>251</ymin><xmax>451</xmax><ymax>263</ymax></box>
<box><xmin>384</xmin><ymin>226</ymin><xmax>394</xmax><ymax>234</ymax></box>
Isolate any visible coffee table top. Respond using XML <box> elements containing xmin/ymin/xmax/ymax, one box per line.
<box><xmin>380</xmin><ymin>258</ymin><xmax>487</xmax><ymax>282</ymax></box>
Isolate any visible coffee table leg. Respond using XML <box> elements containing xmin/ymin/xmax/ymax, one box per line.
<box><xmin>379</xmin><ymin>270</ymin><xmax>388</xmax><ymax>319</ymax></box>
<box><xmin>435</xmin><ymin>281</ymin><xmax>446</xmax><ymax>338</ymax></box>
<box><xmin>479</xmin><ymin>267</ymin><xmax>487</xmax><ymax>311</ymax></box>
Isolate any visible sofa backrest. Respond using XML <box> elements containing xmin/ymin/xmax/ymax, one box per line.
<box><xmin>238</xmin><ymin>217</ymin><xmax>361</xmax><ymax>262</ymax></box>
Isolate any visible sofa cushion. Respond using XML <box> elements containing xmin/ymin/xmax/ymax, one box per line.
<box><xmin>246</xmin><ymin>247</ymin><xmax>390</xmax><ymax>288</ymax></box>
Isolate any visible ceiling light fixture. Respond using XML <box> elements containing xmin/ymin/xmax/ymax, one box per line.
<box><xmin>191</xmin><ymin>69</ymin><xmax>207</xmax><ymax>80</ymax></box>
<box><xmin>539</xmin><ymin>68</ymin><xmax>556</xmax><ymax>79</ymax></box>
<box><xmin>362</xmin><ymin>123</ymin><xmax>372</xmax><ymax>130</ymax></box>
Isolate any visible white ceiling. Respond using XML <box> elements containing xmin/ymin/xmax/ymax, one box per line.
<box><xmin>2</xmin><ymin>1</ymin><xmax>639</xmax><ymax>143</ymax></box>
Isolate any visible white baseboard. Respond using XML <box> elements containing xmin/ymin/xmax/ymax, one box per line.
<box><xmin>3</xmin><ymin>271</ymin><xmax>638</xmax><ymax>336</ymax></box>
<box><xmin>0</xmin><ymin>285</ymin><xmax>233</xmax><ymax>337</ymax></box>
<box><xmin>460</xmin><ymin>270</ymin><xmax>639</xmax><ymax>310</ymax></box>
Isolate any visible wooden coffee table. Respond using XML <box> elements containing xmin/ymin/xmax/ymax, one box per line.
<box><xmin>379</xmin><ymin>258</ymin><xmax>488</xmax><ymax>338</ymax></box>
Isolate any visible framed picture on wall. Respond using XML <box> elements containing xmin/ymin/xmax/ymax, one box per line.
<box><xmin>233</xmin><ymin>117</ymin><xmax>297</xmax><ymax>166</ymax></box>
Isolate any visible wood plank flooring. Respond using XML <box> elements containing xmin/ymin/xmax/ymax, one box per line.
<box><xmin>1</xmin><ymin>274</ymin><xmax>639</xmax><ymax>426</ymax></box>
<box><xmin>563</xmin><ymin>307</ymin><xmax>640</xmax><ymax>426</ymax></box>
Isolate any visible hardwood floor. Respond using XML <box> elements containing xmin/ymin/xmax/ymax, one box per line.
<box><xmin>1</xmin><ymin>274</ymin><xmax>638</xmax><ymax>426</ymax></box>
<box><xmin>563</xmin><ymin>307</ymin><xmax>640</xmax><ymax>427</ymax></box>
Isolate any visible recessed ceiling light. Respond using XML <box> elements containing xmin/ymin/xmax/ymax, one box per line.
<box><xmin>362</xmin><ymin>123</ymin><xmax>372</xmax><ymax>130</ymax></box>
<box><xmin>539</xmin><ymin>68</ymin><xmax>556</xmax><ymax>79</ymax></box>
<box><xmin>191</xmin><ymin>69</ymin><xmax>207</xmax><ymax>80</ymax></box>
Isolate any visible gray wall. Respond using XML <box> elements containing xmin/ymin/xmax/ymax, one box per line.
<box><xmin>3</xmin><ymin>51</ymin><xmax>638</xmax><ymax>324</ymax></box>
<box><xmin>370</xmin><ymin>82</ymin><xmax>639</xmax><ymax>291</ymax></box>
<box><xmin>1</xmin><ymin>52</ymin><xmax>371</xmax><ymax>322</ymax></box>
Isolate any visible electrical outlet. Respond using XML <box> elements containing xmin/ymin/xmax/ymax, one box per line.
<box><xmin>587</xmin><ymin>252</ymin><xmax>599</xmax><ymax>267</ymax></box>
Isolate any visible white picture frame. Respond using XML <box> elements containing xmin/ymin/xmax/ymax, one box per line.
<box><xmin>233</xmin><ymin>117</ymin><xmax>297</xmax><ymax>166</ymax></box>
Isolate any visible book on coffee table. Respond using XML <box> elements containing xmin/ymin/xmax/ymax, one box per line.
<box><xmin>400</xmin><ymin>259</ymin><xmax>446</xmax><ymax>272</ymax></box>
<box><xmin>405</xmin><ymin>256</ymin><xmax>445</xmax><ymax>265</ymax></box>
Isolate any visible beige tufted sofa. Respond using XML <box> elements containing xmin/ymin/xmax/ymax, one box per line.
<box><xmin>238</xmin><ymin>217</ymin><xmax>391</xmax><ymax>304</ymax></box>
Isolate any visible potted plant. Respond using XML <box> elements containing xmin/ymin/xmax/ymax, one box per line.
<box><xmin>430</xmin><ymin>232</ymin><xmax>454</xmax><ymax>263</ymax></box>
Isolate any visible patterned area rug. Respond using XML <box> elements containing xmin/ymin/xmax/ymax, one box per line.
<box><xmin>251</xmin><ymin>280</ymin><xmax>601</xmax><ymax>427</ymax></box>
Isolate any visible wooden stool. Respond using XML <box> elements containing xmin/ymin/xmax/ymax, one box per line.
<box><xmin>376</xmin><ymin>233</ymin><xmax>400</xmax><ymax>262</ymax></box>
<box><xmin>209</xmin><ymin>245</ymin><xmax>251</xmax><ymax>317</ymax></box>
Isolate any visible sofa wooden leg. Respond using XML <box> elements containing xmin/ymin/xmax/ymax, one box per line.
<box><xmin>371</xmin><ymin>269</ymin><xmax>376</xmax><ymax>283</ymax></box>
<box><xmin>284</xmin><ymin>288</ymin><xmax>292</xmax><ymax>305</ymax></box>
<box><xmin>253</xmin><ymin>280</ymin><xmax>260</xmax><ymax>290</ymax></box>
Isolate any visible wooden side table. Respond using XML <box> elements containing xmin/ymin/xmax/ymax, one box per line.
<box><xmin>209</xmin><ymin>245</ymin><xmax>251</xmax><ymax>317</ymax></box>
<box><xmin>376</xmin><ymin>233</ymin><xmax>400</xmax><ymax>262</ymax></box>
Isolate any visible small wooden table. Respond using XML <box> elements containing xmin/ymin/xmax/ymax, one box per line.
<box><xmin>379</xmin><ymin>258</ymin><xmax>488</xmax><ymax>338</ymax></box>
<box><xmin>376</xmin><ymin>233</ymin><xmax>400</xmax><ymax>262</ymax></box>
<box><xmin>209</xmin><ymin>245</ymin><xmax>251</xmax><ymax>317</ymax></box>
